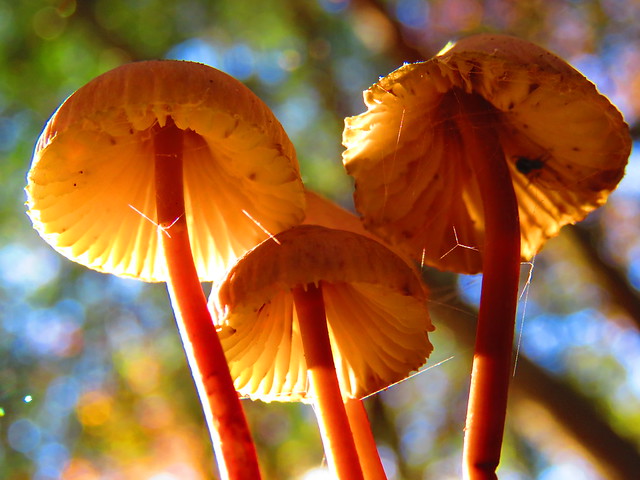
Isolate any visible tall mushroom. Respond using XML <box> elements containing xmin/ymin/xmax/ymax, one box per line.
<box><xmin>26</xmin><ymin>60</ymin><xmax>306</xmax><ymax>479</ymax></box>
<box><xmin>342</xmin><ymin>34</ymin><xmax>630</xmax><ymax>479</ymax></box>
<box><xmin>211</xmin><ymin>224</ymin><xmax>434</xmax><ymax>479</ymax></box>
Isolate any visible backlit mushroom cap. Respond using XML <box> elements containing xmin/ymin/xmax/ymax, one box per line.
<box><xmin>26</xmin><ymin>60</ymin><xmax>305</xmax><ymax>282</ymax></box>
<box><xmin>303</xmin><ymin>188</ymin><xmax>416</xmax><ymax>267</ymax></box>
<box><xmin>211</xmin><ymin>224</ymin><xmax>434</xmax><ymax>402</ymax></box>
<box><xmin>302</xmin><ymin>189</ymin><xmax>369</xmax><ymax>235</ymax></box>
<box><xmin>342</xmin><ymin>34</ymin><xmax>630</xmax><ymax>274</ymax></box>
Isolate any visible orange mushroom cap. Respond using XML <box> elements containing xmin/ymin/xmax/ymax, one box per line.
<box><xmin>211</xmin><ymin>224</ymin><xmax>434</xmax><ymax>402</ymax></box>
<box><xmin>303</xmin><ymin>188</ymin><xmax>418</xmax><ymax>269</ymax></box>
<box><xmin>342</xmin><ymin>34</ymin><xmax>631</xmax><ymax>274</ymax></box>
<box><xmin>26</xmin><ymin>60</ymin><xmax>305</xmax><ymax>282</ymax></box>
<box><xmin>302</xmin><ymin>189</ymin><xmax>370</xmax><ymax>235</ymax></box>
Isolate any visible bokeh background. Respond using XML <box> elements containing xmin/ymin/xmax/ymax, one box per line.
<box><xmin>2</xmin><ymin>0</ymin><xmax>640</xmax><ymax>479</ymax></box>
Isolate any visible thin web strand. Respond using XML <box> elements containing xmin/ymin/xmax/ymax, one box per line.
<box><xmin>382</xmin><ymin>106</ymin><xmax>406</xmax><ymax>217</ymax></box>
<box><xmin>363</xmin><ymin>355</ymin><xmax>456</xmax><ymax>399</ymax></box>
<box><xmin>242</xmin><ymin>209</ymin><xmax>281</xmax><ymax>245</ymax></box>
<box><xmin>128</xmin><ymin>204</ymin><xmax>182</xmax><ymax>238</ymax></box>
<box><xmin>439</xmin><ymin>225</ymin><xmax>479</xmax><ymax>261</ymax></box>
<box><xmin>513</xmin><ymin>258</ymin><xmax>535</xmax><ymax>377</ymax></box>
<box><xmin>237</xmin><ymin>356</ymin><xmax>457</xmax><ymax>402</ymax></box>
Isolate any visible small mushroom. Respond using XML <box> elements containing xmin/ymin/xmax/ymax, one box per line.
<box><xmin>26</xmin><ymin>60</ymin><xmax>306</xmax><ymax>479</ymax></box>
<box><xmin>342</xmin><ymin>34</ymin><xmax>630</xmax><ymax>478</ymax></box>
<box><xmin>212</xmin><ymin>224</ymin><xmax>433</xmax><ymax>479</ymax></box>
<box><xmin>303</xmin><ymin>189</ymin><xmax>419</xmax><ymax>479</ymax></box>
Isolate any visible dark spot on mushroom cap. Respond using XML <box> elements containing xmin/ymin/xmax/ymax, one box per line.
<box><xmin>515</xmin><ymin>156</ymin><xmax>544</xmax><ymax>175</ymax></box>
<box><xmin>274</xmin><ymin>143</ymin><xmax>285</xmax><ymax>155</ymax></box>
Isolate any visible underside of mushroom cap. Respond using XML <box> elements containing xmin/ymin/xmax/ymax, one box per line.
<box><xmin>26</xmin><ymin>60</ymin><xmax>305</xmax><ymax>282</ymax></box>
<box><xmin>342</xmin><ymin>34</ymin><xmax>630</xmax><ymax>274</ymax></box>
<box><xmin>212</xmin><ymin>224</ymin><xmax>434</xmax><ymax>402</ymax></box>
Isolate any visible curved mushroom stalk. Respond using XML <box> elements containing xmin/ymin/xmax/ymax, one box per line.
<box><xmin>342</xmin><ymin>34</ymin><xmax>630</xmax><ymax>479</ymax></box>
<box><xmin>301</xmin><ymin>190</ymin><xmax>407</xmax><ymax>479</ymax></box>
<box><xmin>26</xmin><ymin>60</ymin><xmax>307</xmax><ymax>480</ymax></box>
<box><xmin>153</xmin><ymin>118</ymin><xmax>260</xmax><ymax>479</ymax></box>
<box><xmin>292</xmin><ymin>282</ymin><xmax>391</xmax><ymax>480</ymax></box>
<box><xmin>212</xmin><ymin>225</ymin><xmax>434</xmax><ymax>480</ymax></box>
<box><xmin>448</xmin><ymin>91</ymin><xmax>521</xmax><ymax>478</ymax></box>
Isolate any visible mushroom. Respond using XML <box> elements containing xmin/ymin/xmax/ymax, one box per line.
<box><xmin>304</xmin><ymin>189</ymin><xmax>429</xmax><ymax>478</ymax></box>
<box><xmin>303</xmin><ymin>189</ymin><xmax>419</xmax><ymax>479</ymax></box>
<box><xmin>303</xmin><ymin>189</ymin><xmax>421</xmax><ymax>271</ymax></box>
<box><xmin>26</xmin><ymin>60</ymin><xmax>306</xmax><ymax>479</ymax></box>
<box><xmin>302</xmin><ymin>188</ymin><xmax>406</xmax><ymax>254</ymax></box>
<box><xmin>211</xmin><ymin>224</ymin><xmax>434</xmax><ymax>479</ymax></box>
<box><xmin>342</xmin><ymin>34</ymin><xmax>630</xmax><ymax>478</ymax></box>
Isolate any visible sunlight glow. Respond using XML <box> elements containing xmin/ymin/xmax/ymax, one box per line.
<box><xmin>300</xmin><ymin>466</ymin><xmax>332</xmax><ymax>480</ymax></box>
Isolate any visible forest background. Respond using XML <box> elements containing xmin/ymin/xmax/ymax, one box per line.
<box><xmin>1</xmin><ymin>0</ymin><xmax>640</xmax><ymax>479</ymax></box>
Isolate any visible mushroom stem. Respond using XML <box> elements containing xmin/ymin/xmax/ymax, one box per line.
<box><xmin>345</xmin><ymin>398</ymin><xmax>388</xmax><ymax>480</ymax></box>
<box><xmin>455</xmin><ymin>94</ymin><xmax>521</xmax><ymax>479</ymax></box>
<box><xmin>153</xmin><ymin>117</ymin><xmax>262</xmax><ymax>480</ymax></box>
<box><xmin>292</xmin><ymin>282</ymin><xmax>365</xmax><ymax>480</ymax></box>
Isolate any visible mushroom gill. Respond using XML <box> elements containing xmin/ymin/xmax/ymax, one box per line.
<box><xmin>212</xmin><ymin>224</ymin><xmax>434</xmax><ymax>402</ymax></box>
<box><xmin>27</xmin><ymin>60</ymin><xmax>305</xmax><ymax>282</ymax></box>
<box><xmin>343</xmin><ymin>35</ymin><xmax>630</xmax><ymax>274</ymax></box>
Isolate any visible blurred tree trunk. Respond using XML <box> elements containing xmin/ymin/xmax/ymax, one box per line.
<box><xmin>425</xmin><ymin>269</ymin><xmax>640</xmax><ymax>480</ymax></box>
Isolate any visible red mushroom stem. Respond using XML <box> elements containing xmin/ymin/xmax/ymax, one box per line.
<box><xmin>453</xmin><ymin>92</ymin><xmax>521</xmax><ymax>479</ymax></box>
<box><xmin>292</xmin><ymin>282</ymin><xmax>366</xmax><ymax>480</ymax></box>
<box><xmin>345</xmin><ymin>398</ymin><xmax>388</xmax><ymax>480</ymax></box>
<box><xmin>153</xmin><ymin>117</ymin><xmax>262</xmax><ymax>480</ymax></box>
